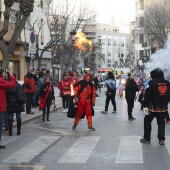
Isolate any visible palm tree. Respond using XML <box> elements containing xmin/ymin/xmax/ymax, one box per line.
<box><xmin>81</xmin><ymin>42</ymin><xmax>105</xmax><ymax>71</ymax></box>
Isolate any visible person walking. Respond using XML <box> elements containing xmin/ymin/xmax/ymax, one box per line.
<box><xmin>6</xmin><ymin>74</ymin><xmax>25</xmax><ymax>136</ymax></box>
<box><xmin>101</xmin><ymin>72</ymin><xmax>117</xmax><ymax>114</ymax></box>
<box><xmin>37</xmin><ymin>71</ymin><xmax>44</xmax><ymax>107</ymax></box>
<box><xmin>58</xmin><ymin>73</ymin><xmax>71</xmax><ymax>113</ymax></box>
<box><xmin>125</xmin><ymin>73</ymin><xmax>139</xmax><ymax>120</ymax></box>
<box><xmin>0</xmin><ymin>67</ymin><xmax>16</xmax><ymax>148</ymax></box>
<box><xmin>72</xmin><ymin>73</ymin><xmax>96</xmax><ymax>131</ymax></box>
<box><xmin>140</xmin><ymin>68</ymin><xmax>170</xmax><ymax>145</ymax></box>
<box><xmin>39</xmin><ymin>77</ymin><xmax>55</xmax><ymax>121</ymax></box>
<box><xmin>24</xmin><ymin>67</ymin><xmax>36</xmax><ymax>114</ymax></box>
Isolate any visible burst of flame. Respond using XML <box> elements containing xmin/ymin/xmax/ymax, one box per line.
<box><xmin>73</xmin><ymin>32</ymin><xmax>93</xmax><ymax>52</ymax></box>
<box><xmin>71</xmin><ymin>84</ymin><xmax>74</xmax><ymax>96</ymax></box>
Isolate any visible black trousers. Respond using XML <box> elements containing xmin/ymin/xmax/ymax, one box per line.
<box><xmin>25</xmin><ymin>93</ymin><xmax>33</xmax><ymax>113</ymax></box>
<box><xmin>143</xmin><ymin>112</ymin><xmax>165</xmax><ymax>141</ymax></box>
<box><xmin>43</xmin><ymin>101</ymin><xmax>51</xmax><ymax>119</ymax></box>
<box><xmin>61</xmin><ymin>95</ymin><xmax>70</xmax><ymax>109</ymax></box>
<box><xmin>126</xmin><ymin>98</ymin><xmax>135</xmax><ymax>118</ymax></box>
<box><xmin>105</xmin><ymin>91</ymin><xmax>116</xmax><ymax>111</ymax></box>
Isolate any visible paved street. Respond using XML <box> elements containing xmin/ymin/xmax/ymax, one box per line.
<box><xmin>1</xmin><ymin>87</ymin><xmax>170</xmax><ymax>170</ymax></box>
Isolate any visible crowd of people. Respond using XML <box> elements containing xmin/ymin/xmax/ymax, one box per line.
<box><xmin>0</xmin><ymin>66</ymin><xmax>170</xmax><ymax>149</ymax></box>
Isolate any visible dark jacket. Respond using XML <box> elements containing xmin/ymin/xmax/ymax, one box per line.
<box><xmin>125</xmin><ymin>78</ymin><xmax>139</xmax><ymax>99</ymax></box>
<box><xmin>39</xmin><ymin>83</ymin><xmax>55</xmax><ymax>102</ymax></box>
<box><xmin>143</xmin><ymin>68</ymin><xmax>170</xmax><ymax>112</ymax></box>
<box><xmin>6</xmin><ymin>82</ymin><xmax>25</xmax><ymax>113</ymax></box>
<box><xmin>24</xmin><ymin>73</ymin><xmax>36</xmax><ymax>93</ymax></box>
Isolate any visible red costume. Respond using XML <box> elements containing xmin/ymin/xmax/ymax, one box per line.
<box><xmin>73</xmin><ymin>73</ymin><xmax>96</xmax><ymax>128</ymax></box>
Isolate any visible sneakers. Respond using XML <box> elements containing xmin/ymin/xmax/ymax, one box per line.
<box><xmin>88</xmin><ymin>126</ymin><xmax>95</xmax><ymax>131</ymax></box>
<box><xmin>101</xmin><ymin>110</ymin><xmax>108</xmax><ymax>114</ymax></box>
<box><xmin>140</xmin><ymin>138</ymin><xmax>150</xmax><ymax>144</ymax></box>
<box><xmin>159</xmin><ymin>140</ymin><xmax>165</xmax><ymax>145</ymax></box>
<box><xmin>112</xmin><ymin>110</ymin><xmax>117</xmax><ymax>114</ymax></box>
<box><xmin>128</xmin><ymin>117</ymin><xmax>136</xmax><ymax>121</ymax></box>
<box><xmin>72</xmin><ymin>125</ymin><xmax>77</xmax><ymax>130</ymax></box>
<box><xmin>63</xmin><ymin>109</ymin><xmax>67</xmax><ymax>113</ymax></box>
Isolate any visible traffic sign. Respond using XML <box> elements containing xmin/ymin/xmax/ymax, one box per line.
<box><xmin>29</xmin><ymin>31</ymin><xmax>36</xmax><ymax>55</ymax></box>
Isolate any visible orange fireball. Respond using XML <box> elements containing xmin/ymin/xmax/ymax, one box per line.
<box><xmin>73</xmin><ymin>32</ymin><xmax>93</xmax><ymax>52</ymax></box>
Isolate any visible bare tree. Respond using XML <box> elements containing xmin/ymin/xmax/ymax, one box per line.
<box><xmin>49</xmin><ymin>0</ymin><xmax>96</xmax><ymax>75</ymax></box>
<box><xmin>144</xmin><ymin>0</ymin><xmax>170</xmax><ymax>49</ymax></box>
<box><xmin>0</xmin><ymin>0</ymin><xmax>34</xmax><ymax>69</ymax></box>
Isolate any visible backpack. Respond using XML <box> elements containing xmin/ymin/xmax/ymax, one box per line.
<box><xmin>105</xmin><ymin>79</ymin><xmax>116</xmax><ymax>90</ymax></box>
<box><xmin>17</xmin><ymin>82</ymin><xmax>26</xmax><ymax>104</ymax></box>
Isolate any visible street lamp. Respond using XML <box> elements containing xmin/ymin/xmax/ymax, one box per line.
<box><xmin>69</xmin><ymin>29</ymin><xmax>77</xmax><ymax>71</ymax></box>
<box><xmin>70</xmin><ymin>29</ymin><xmax>77</xmax><ymax>43</ymax></box>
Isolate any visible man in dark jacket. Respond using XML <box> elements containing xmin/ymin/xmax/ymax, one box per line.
<box><xmin>24</xmin><ymin>67</ymin><xmax>36</xmax><ymax>114</ymax></box>
<box><xmin>140</xmin><ymin>68</ymin><xmax>170</xmax><ymax>145</ymax></box>
<box><xmin>0</xmin><ymin>67</ymin><xmax>16</xmax><ymax>148</ymax></box>
<box><xmin>125</xmin><ymin>73</ymin><xmax>139</xmax><ymax>120</ymax></box>
<box><xmin>101</xmin><ymin>72</ymin><xmax>117</xmax><ymax>114</ymax></box>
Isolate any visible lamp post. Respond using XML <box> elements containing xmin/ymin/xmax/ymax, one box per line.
<box><xmin>69</xmin><ymin>29</ymin><xmax>77</xmax><ymax>71</ymax></box>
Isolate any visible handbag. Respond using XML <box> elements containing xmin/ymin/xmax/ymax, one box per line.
<box><xmin>39</xmin><ymin>85</ymin><xmax>51</xmax><ymax>109</ymax></box>
<box><xmin>17</xmin><ymin>83</ymin><xmax>26</xmax><ymax>104</ymax></box>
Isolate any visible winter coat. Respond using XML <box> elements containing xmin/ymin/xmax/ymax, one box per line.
<box><xmin>125</xmin><ymin>78</ymin><xmax>139</xmax><ymax>99</ymax></box>
<box><xmin>0</xmin><ymin>75</ymin><xmax>16</xmax><ymax>112</ymax></box>
<box><xmin>6</xmin><ymin>82</ymin><xmax>25</xmax><ymax>113</ymax></box>
<box><xmin>58</xmin><ymin>79</ymin><xmax>71</xmax><ymax>95</ymax></box>
<box><xmin>39</xmin><ymin>83</ymin><xmax>55</xmax><ymax>102</ymax></box>
<box><xmin>143</xmin><ymin>68</ymin><xmax>170</xmax><ymax>112</ymax></box>
<box><xmin>24</xmin><ymin>73</ymin><xmax>36</xmax><ymax>93</ymax></box>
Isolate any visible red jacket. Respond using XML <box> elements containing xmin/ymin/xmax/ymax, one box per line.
<box><xmin>58</xmin><ymin>79</ymin><xmax>71</xmax><ymax>95</ymax></box>
<box><xmin>24</xmin><ymin>73</ymin><xmax>36</xmax><ymax>93</ymax></box>
<box><xmin>0</xmin><ymin>75</ymin><xmax>16</xmax><ymax>112</ymax></box>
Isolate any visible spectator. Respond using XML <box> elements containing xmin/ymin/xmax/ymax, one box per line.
<box><xmin>39</xmin><ymin>76</ymin><xmax>55</xmax><ymax>121</ymax></box>
<box><xmin>125</xmin><ymin>73</ymin><xmax>139</xmax><ymax>120</ymax></box>
<box><xmin>58</xmin><ymin>73</ymin><xmax>71</xmax><ymax>113</ymax></box>
<box><xmin>0</xmin><ymin>67</ymin><xmax>16</xmax><ymax>148</ymax></box>
<box><xmin>6</xmin><ymin>73</ymin><xmax>25</xmax><ymax>136</ymax></box>
<box><xmin>24</xmin><ymin>67</ymin><xmax>36</xmax><ymax>114</ymax></box>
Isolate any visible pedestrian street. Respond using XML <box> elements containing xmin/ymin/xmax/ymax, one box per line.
<box><xmin>1</xmin><ymin>89</ymin><xmax>170</xmax><ymax>170</ymax></box>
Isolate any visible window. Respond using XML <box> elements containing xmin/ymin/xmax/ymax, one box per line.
<box><xmin>139</xmin><ymin>50</ymin><xmax>144</xmax><ymax>59</ymax></box>
<box><xmin>113</xmin><ymin>41</ymin><xmax>116</xmax><ymax>46</ymax></box>
<box><xmin>121</xmin><ymin>54</ymin><xmax>124</xmax><ymax>58</ymax></box>
<box><xmin>139</xmin><ymin>17</ymin><xmax>144</xmax><ymax>27</ymax></box>
<box><xmin>108</xmin><ymin>52</ymin><xmax>111</xmax><ymax>56</ymax></box>
<box><xmin>139</xmin><ymin>0</ymin><xmax>144</xmax><ymax>10</ymax></box>
<box><xmin>108</xmin><ymin>59</ymin><xmax>111</xmax><ymax>63</ymax></box>
<box><xmin>101</xmin><ymin>39</ymin><xmax>105</xmax><ymax>45</ymax></box>
<box><xmin>121</xmin><ymin>42</ymin><xmax>124</xmax><ymax>47</ymax></box>
<box><xmin>40</xmin><ymin>0</ymin><xmax>43</xmax><ymax>9</ymax></box>
<box><xmin>107</xmin><ymin>39</ymin><xmax>111</xmax><ymax>46</ymax></box>
<box><xmin>139</xmin><ymin>34</ymin><xmax>144</xmax><ymax>43</ymax></box>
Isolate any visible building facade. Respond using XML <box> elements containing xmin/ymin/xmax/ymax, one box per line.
<box><xmin>95</xmin><ymin>30</ymin><xmax>131</xmax><ymax>69</ymax></box>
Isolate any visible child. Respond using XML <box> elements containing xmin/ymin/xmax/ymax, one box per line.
<box><xmin>138</xmin><ymin>89</ymin><xmax>145</xmax><ymax>110</ymax></box>
<box><xmin>118</xmin><ymin>83</ymin><xmax>123</xmax><ymax>98</ymax></box>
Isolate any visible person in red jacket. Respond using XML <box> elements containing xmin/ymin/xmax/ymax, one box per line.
<box><xmin>24</xmin><ymin>67</ymin><xmax>36</xmax><ymax>114</ymax></box>
<box><xmin>68</xmin><ymin>72</ymin><xmax>78</xmax><ymax>87</ymax></box>
<box><xmin>58</xmin><ymin>73</ymin><xmax>71</xmax><ymax>113</ymax></box>
<box><xmin>72</xmin><ymin>73</ymin><xmax>96</xmax><ymax>131</ymax></box>
<box><xmin>0</xmin><ymin>67</ymin><xmax>16</xmax><ymax>149</ymax></box>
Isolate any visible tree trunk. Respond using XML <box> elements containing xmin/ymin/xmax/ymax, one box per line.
<box><xmin>0</xmin><ymin>39</ymin><xmax>10</xmax><ymax>69</ymax></box>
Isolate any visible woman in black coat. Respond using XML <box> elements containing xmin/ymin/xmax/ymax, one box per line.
<box><xmin>6</xmin><ymin>77</ymin><xmax>25</xmax><ymax>136</ymax></box>
<box><xmin>39</xmin><ymin>76</ymin><xmax>55</xmax><ymax>121</ymax></box>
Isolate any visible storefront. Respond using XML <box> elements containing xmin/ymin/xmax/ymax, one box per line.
<box><xmin>0</xmin><ymin>45</ymin><xmax>27</xmax><ymax>80</ymax></box>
